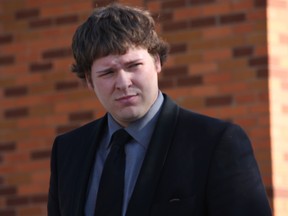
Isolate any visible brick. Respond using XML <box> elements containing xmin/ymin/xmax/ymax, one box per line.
<box><xmin>30</xmin><ymin>149</ymin><xmax>51</xmax><ymax>160</ymax></box>
<box><xmin>169</xmin><ymin>43</ymin><xmax>187</xmax><ymax>54</ymax></box>
<box><xmin>218</xmin><ymin>59</ymin><xmax>248</xmax><ymax>72</ymax></box>
<box><xmin>190</xmin><ymin>0</ymin><xmax>215</xmax><ymax>5</ymax></box>
<box><xmin>29</xmin><ymin>62</ymin><xmax>53</xmax><ymax>72</ymax></box>
<box><xmin>247</xmin><ymin>10</ymin><xmax>267</xmax><ymax>21</ymax></box>
<box><xmin>269</xmin><ymin>0</ymin><xmax>287</xmax><ymax>8</ymax></box>
<box><xmin>173</xmin><ymin>7</ymin><xmax>203</xmax><ymax>21</ymax></box>
<box><xmin>233</xmin><ymin>46</ymin><xmax>254</xmax><ymax>57</ymax></box>
<box><xmin>235</xmin><ymin>93</ymin><xmax>257</xmax><ymax>104</ymax></box>
<box><xmin>204</xmin><ymin>49</ymin><xmax>231</xmax><ymax>61</ymax></box>
<box><xmin>4</xmin><ymin>107</ymin><xmax>29</xmax><ymax>119</ymax></box>
<box><xmin>203</xmin><ymin>26</ymin><xmax>232</xmax><ymax>39</ymax></box>
<box><xmin>247</xmin><ymin>32</ymin><xmax>267</xmax><ymax>45</ymax></box>
<box><xmin>6</xmin><ymin>196</ymin><xmax>29</xmax><ymax>206</ymax></box>
<box><xmin>249</xmin><ymin>56</ymin><xmax>268</xmax><ymax>67</ymax></box>
<box><xmin>55</xmin><ymin>81</ymin><xmax>79</xmax><ymax>91</ymax></box>
<box><xmin>69</xmin><ymin>111</ymin><xmax>93</xmax><ymax>122</ymax></box>
<box><xmin>258</xmin><ymin>92</ymin><xmax>269</xmax><ymax>104</ymax></box>
<box><xmin>147</xmin><ymin>1</ymin><xmax>161</xmax><ymax>13</ymax></box>
<box><xmin>219</xmin><ymin>82</ymin><xmax>248</xmax><ymax>95</ymax></box>
<box><xmin>29</xmin><ymin>18</ymin><xmax>53</xmax><ymax>28</ymax></box>
<box><xmin>203</xmin><ymin>3</ymin><xmax>231</xmax><ymax>16</ymax></box>
<box><xmin>55</xmin><ymin>14</ymin><xmax>79</xmax><ymax>25</ymax></box>
<box><xmin>162</xmin><ymin>0</ymin><xmax>186</xmax><ymax>10</ymax></box>
<box><xmin>42</xmin><ymin>47</ymin><xmax>72</xmax><ymax>59</ymax></box>
<box><xmin>0</xmin><ymin>56</ymin><xmax>15</xmax><ymax>66</ymax></box>
<box><xmin>189</xmin><ymin>62</ymin><xmax>217</xmax><ymax>74</ymax></box>
<box><xmin>162</xmin><ymin>21</ymin><xmax>189</xmax><ymax>32</ymax></box>
<box><xmin>159</xmin><ymin>78</ymin><xmax>175</xmax><ymax>89</ymax></box>
<box><xmin>279</xmin><ymin>33</ymin><xmax>288</xmax><ymax>43</ymax></box>
<box><xmin>0</xmin><ymin>34</ymin><xmax>13</xmax><ymax>45</ymax></box>
<box><xmin>94</xmin><ymin>0</ymin><xmax>113</xmax><ymax>7</ymax></box>
<box><xmin>15</xmin><ymin>159</ymin><xmax>50</xmax><ymax>175</ymax></box>
<box><xmin>56</xmin><ymin>124</ymin><xmax>78</xmax><ymax>135</ymax></box>
<box><xmin>0</xmin><ymin>209</ymin><xmax>16</xmax><ymax>216</ymax></box>
<box><xmin>4</xmin><ymin>86</ymin><xmax>28</xmax><ymax>97</ymax></box>
<box><xmin>172</xmin><ymin>53</ymin><xmax>202</xmax><ymax>65</ymax></box>
<box><xmin>0</xmin><ymin>186</ymin><xmax>17</xmax><ymax>196</ymax></box>
<box><xmin>0</xmin><ymin>176</ymin><xmax>4</xmax><ymax>185</ymax></box>
<box><xmin>282</xmin><ymin>81</ymin><xmax>288</xmax><ymax>90</ymax></box>
<box><xmin>153</xmin><ymin>11</ymin><xmax>173</xmax><ymax>23</ymax></box>
<box><xmin>249</xmin><ymin>103</ymin><xmax>270</xmax><ymax>114</ymax></box>
<box><xmin>0</xmin><ymin>142</ymin><xmax>16</xmax><ymax>152</ymax></box>
<box><xmin>162</xmin><ymin>65</ymin><xmax>188</xmax><ymax>77</ymax></box>
<box><xmin>205</xmin><ymin>95</ymin><xmax>233</xmax><ymax>107</ymax></box>
<box><xmin>31</xmin><ymin>194</ymin><xmax>48</xmax><ymax>204</ymax></box>
<box><xmin>219</xmin><ymin>13</ymin><xmax>246</xmax><ymax>25</ymax></box>
<box><xmin>250</xmin><ymin>127</ymin><xmax>270</xmax><ymax>140</ymax></box>
<box><xmin>15</xmin><ymin>8</ymin><xmax>39</xmax><ymax>20</ymax></box>
<box><xmin>257</xmin><ymin>68</ymin><xmax>268</xmax><ymax>78</ymax></box>
<box><xmin>235</xmin><ymin>116</ymin><xmax>258</xmax><ymax>128</ymax></box>
<box><xmin>18</xmin><ymin>206</ymin><xmax>44</xmax><ymax>216</ymax></box>
<box><xmin>29</xmin><ymin>83</ymin><xmax>53</xmax><ymax>95</ymax></box>
<box><xmin>254</xmin><ymin>0</ymin><xmax>267</xmax><ymax>7</ymax></box>
<box><xmin>274</xmin><ymin>188</ymin><xmax>288</xmax><ymax>198</ymax></box>
<box><xmin>54</xmin><ymin>99</ymin><xmax>99</xmax><ymax>113</ymax></box>
<box><xmin>190</xmin><ymin>17</ymin><xmax>216</xmax><ymax>28</ymax></box>
<box><xmin>231</xmin><ymin>1</ymin><xmax>254</xmax><ymax>11</ymax></box>
<box><xmin>164</xmin><ymin>30</ymin><xmax>202</xmax><ymax>43</ymax></box>
<box><xmin>232</xmin><ymin>23</ymin><xmax>254</xmax><ymax>34</ymax></box>
<box><xmin>5</xmin><ymin>173</ymin><xmax>31</xmax><ymax>185</ymax></box>
<box><xmin>177</xmin><ymin>75</ymin><xmax>203</xmax><ymax>87</ymax></box>
<box><xmin>31</xmin><ymin>171</ymin><xmax>50</xmax><ymax>185</ymax></box>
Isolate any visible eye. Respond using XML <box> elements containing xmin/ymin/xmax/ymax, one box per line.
<box><xmin>128</xmin><ymin>63</ymin><xmax>142</xmax><ymax>70</ymax></box>
<box><xmin>98</xmin><ymin>70</ymin><xmax>114</xmax><ymax>78</ymax></box>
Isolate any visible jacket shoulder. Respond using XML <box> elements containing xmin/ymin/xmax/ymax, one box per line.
<box><xmin>178</xmin><ymin>107</ymin><xmax>230</xmax><ymax>130</ymax></box>
<box><xmin>56</xmin><ymin>116</ymin><xmax>106</xmax><ymax>142</ymax></box>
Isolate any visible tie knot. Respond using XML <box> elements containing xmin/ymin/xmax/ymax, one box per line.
<box><xmin>110</xmin><ymin>129</ymin><xmax>132</xmax><ymax>148</ymax></box>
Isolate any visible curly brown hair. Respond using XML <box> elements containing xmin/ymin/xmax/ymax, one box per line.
<box><xmin>71</xmin><ymin>3</ymin><xmax>169</xmax><ymax>80</ymax></box>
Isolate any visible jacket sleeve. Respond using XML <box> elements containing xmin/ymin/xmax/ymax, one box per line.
<box><xmin>47</xmin><ymin>137</ymin><xmax>61</xmax><ymax>216</ymax></box>
<box><xmin>206</xmin><ymin>123</ymin><xmax>272</xmax><ymax>216</ymax></box>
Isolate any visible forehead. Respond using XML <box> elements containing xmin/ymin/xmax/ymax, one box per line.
<box><xmin>92</xmin><ymin>48</ymin><xmax>150</xmax><ymax>69</ymax></box>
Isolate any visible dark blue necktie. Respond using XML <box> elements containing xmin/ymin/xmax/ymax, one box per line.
<box><xmin>94</xmin><ymin>129</ymin><xmax>132</xmax><ymax>216</ymax></box>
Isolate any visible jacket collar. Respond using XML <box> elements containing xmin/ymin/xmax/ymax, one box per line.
<box><xmin>74</xmin><ymin>116</ymin><xmax>108</xmax><ymax>215</ymax></box>
<box><xmin>126</xmin><ymin>94</ymin><xmax>179</xmax><ymax>216</ymax></box>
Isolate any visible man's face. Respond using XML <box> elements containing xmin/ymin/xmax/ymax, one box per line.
<box><xmin>87</xmin><ymin>47</ymin><xmax>161</xmax><ymax>127</ymax></box>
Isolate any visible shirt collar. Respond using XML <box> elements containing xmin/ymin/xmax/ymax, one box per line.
<box><xmin>106</xmin><ymin>92</ymin><xmax>164</xmax><ymax>149</ymax></box>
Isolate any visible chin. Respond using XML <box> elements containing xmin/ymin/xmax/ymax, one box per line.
<box><xmin>119</xmin><ymin>112</ymin><xmax>144</xmax><ymax>124</ymax></box>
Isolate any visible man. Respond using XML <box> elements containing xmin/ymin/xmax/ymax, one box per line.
<box><xmin>48</xmin><ymin>3</ymin><xmax>272</xmax><ymax>216</ymax></box>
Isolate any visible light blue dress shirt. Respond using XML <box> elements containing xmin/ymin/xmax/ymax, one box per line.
<box><xmin>85</xmin><ymin>92</ymin><xmax>164</xmax><ymax>216</ymax></box>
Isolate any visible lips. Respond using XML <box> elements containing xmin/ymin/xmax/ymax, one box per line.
<box><xmin>115</xmin><ymin>94</ymin><xmax>138</xmax><ymax>104</ymax></box>
<box><xmin>116</xmin><ymin>94</ymin><xmax>136</xmax><ymax>100</ymax></box>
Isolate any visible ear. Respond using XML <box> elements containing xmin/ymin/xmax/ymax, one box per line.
<box><xmin>85</xmin><ymin>73</ymin><xmax>94</xmax><ymax>90</ymax></box>
<box><xmin>154</xmin><ymin>55</ymin><xmax>162</xmax><ymax>74</ymax></box>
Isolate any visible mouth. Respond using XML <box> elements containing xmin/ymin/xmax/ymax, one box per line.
<box><xmin>116</xmin><ymin>94</ymin><xmax>137</xmax><ymax>100</ymax></box>
<box><xmin>116</xmin><ymin>94</ymin><xmax>138</xmax><ymax>103</ymax></box>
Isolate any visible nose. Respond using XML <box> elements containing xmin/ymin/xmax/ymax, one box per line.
<box><xmin>115</xmin><ymin>70</ymin><xmax>132</xmax><ymax>90</ymax></box>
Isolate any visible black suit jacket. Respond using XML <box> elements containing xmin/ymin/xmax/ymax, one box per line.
<box><xmin>48</xmin><ymin>95</ymin><xmax>272</xmax><ymax>216</ymax></box>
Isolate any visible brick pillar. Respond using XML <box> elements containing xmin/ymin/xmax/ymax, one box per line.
<box><xmin>267</xmin><ymin>0</ymin><xmax>288</xmax><ymax>215</ymax></box>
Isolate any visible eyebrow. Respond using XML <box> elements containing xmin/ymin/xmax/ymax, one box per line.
<box><xmin>95</xmin><ymin>68</ymin><xmax>113</xmax><ymax>74</ymax></box>
<box><xmin>95</xmin><ymin>59</ymin><xmax>142</xmax><ymax>73</ymax></box>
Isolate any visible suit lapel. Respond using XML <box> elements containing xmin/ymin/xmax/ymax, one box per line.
<box><xmin>73</xmin><ymin>116</ymin><xmax>107</xmax><ymax>215</ymax></box>
<box><xmin>126</xmin><ymin>95</ymin><xmax>179</xmax><ymax>216</ymax></box>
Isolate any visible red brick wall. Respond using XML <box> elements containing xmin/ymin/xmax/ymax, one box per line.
<box><xmin>0</xmin><ymin>0</ymin><xmax>286</xmax><ymax>215</ymax></box>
